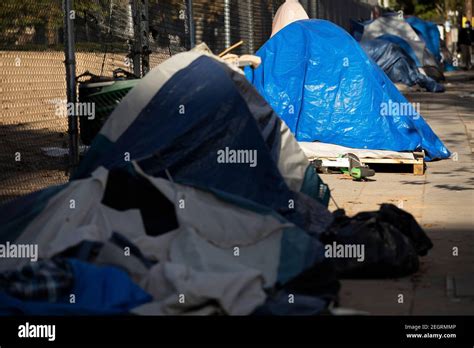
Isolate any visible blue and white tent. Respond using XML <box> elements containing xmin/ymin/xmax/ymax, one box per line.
<box><xmin>0</xmin><ymin>165</ymin><xmax>335</xmax><ymax>315</ymax></box>
<box><xmin>73</xmin><ymin>51</ymin><xmax>333</xmax><ymax>226</ymax></box>
<box><xmin>0</xmin><ymin>51</ymin><xmax>341</xmax><ymax>315</ymax></box>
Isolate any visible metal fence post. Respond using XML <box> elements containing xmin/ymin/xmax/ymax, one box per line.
<box><xmin>310</xmin><ymin>0</ymin><xmax>318</xmax><ymax>18</ymax></box>
<box><xmin>300</xmin><ymin>0</ymin><xmax>309</xmax><ymax>15</ymax></box>
<box><xmin>64</xmin><ymin>0</ymin><xmax>79</xmax><ymax>174</ymax></box>
<box><xmin>224</xmin><ymin>0</ymin><xmax>231</xmax><ymax>48</ymax></box>
<box><xmin>186</xmin><ymin>0</ymin><xmax>196</xmax><ymax>48</ymax></box>
<box><xmin>247</xmin><ymin>0</ymin><xmax>254</xmax><ymax>53</ymax></box>
<box><xmin>132</xmin><ymin>0</ymin><xmax>150</xmax><ymax>77</ymax></box>
<box><xmin>132</xmin><ymin>0</ymin><xmax>141</xmax><ymax>76</ymax></box>
<box><xmin>141</xmin><ymin>0</ymin><xmax>150</xmax><ymax>75</ymax></box>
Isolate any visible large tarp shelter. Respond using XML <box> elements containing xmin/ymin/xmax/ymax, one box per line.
<box><xmin>353</xmin><ymin>16</ymin><xmax>440</xmax><ymax>70</ymax></box>
<box><xmin>246</xmin><ymin>20</ymin><xmax>450</xmax><ymax>161</ymax></box>
<box><xmin>360</xmin><ymin>38</ymin><xmax>444</xmax><ymax>92</ymax></box>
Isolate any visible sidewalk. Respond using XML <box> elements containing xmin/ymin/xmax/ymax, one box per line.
<box><xmin>321</xmin><ymin>71</ymin><xmax>474</xmax><ymax>315</ymax></box>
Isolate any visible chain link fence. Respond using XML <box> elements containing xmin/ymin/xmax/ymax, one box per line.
<box><xmin>0</xmin><ymin>0</ymin><xmax>375</xmax><ymax>203</ymax></box>
<box><xmin>1</xmin><ymin>1</ymin><xmax>136</xmax><ymax>202</ymax></box>
<box><xmin>190</xmin><ymin>1</ymin><xmax>284</xmax><ymax>55</ymax></box>
<box><xmin>313</xmin><ymin>0</ymin><xmax>373</xmax><ymax>31</ymax></box>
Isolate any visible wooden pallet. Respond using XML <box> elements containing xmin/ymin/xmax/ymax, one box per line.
<box><xmin>311</xmin><ymin>151</ymin><xmax>425</xmax><ymax>175</ymax></box>
<box><xmin>358</xmin><ymin>151</ymin><xmax>425</xmax><ymax>175</ymax></box>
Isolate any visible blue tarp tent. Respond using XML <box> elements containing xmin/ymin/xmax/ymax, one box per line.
<box><xmin>245</xmin><ymin>19</ymin><xmax>450</xmax><ymax>161</ymax></box>
<box><xmin>405</xmin><ymin>16</ymin><xmax>442</xmax><ymax>62</ymax></box>
<box><xmin>351</xmin><ymin>16</ymin><xmax>445</xmax><ymax>81</ymax></box>
<box><xmin>351</xmin><ymin>19</ymin><xmax>445</xmax><ymax>81</ymax></box>
<box><xmin>360</xmin><ymin>38</ymin><xmax>444</xmax><ymax>92</ymax></box>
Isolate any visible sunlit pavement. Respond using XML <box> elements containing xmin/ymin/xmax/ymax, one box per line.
<box><xmin>322</xmin><ymin>70</ymin><xmax>474</xmax><ymax>314</ymax></box>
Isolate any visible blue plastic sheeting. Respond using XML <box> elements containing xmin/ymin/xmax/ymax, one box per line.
<box><xmin>75</xmin><ymin>57</ymin><xmax>289</xmax><ymax>206</ymax></box>
<box><xmin>377</xmin><ymin>34</ymin><xmax>422</xmax><ymax>66</ymax></box>
<box><xmin>0</xmin><ymin>259</ymin><xmax>152</xmax><ymax>315</ymax></box>
<box><xmin>406</xmin><ymin>16</ymin><xmax>441</xmax><ymax>62</ymax></box>
<box><xmin>360</xmin><ymin>39</ymin><xmax>444</xmax><ymax>93</ymax></box>
<box><xmin>350</xmin><ymin>19</ymin><xmax>423</xmax><ymax>67</ymax></box>
<box><xmin>245</xmin><ymin>20</ymin><xmax>450</xmax><ymax>161</ymax></box>
<box><xmin>350</xmin><ymin>18</ymin><xmax>370</xmax><ymax>41</ymax></box>
<box><xmin>445</xmin><ymin>63</ymin><xmax>458</xmax><ymax>71</ymax></box>
<box><xmin>74</xmin><ymin>56</ymin><xmax>334</xmax><ymax>233</ymax></box>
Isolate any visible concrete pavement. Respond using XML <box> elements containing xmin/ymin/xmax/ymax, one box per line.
<box><xmin>321</xmin><ymin>71</ymin><xmax>474</xmax><ymax>315</ymax></box>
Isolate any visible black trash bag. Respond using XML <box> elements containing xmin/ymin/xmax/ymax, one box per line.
<box><xmin>378</xmin><ymin>204</ymin><xmax>433</xmax><ymax>256</ymax></box>
<box><xmin>321</xmin><ymin>204</ymin><xmax>433</xmax><ymax>278</ymax></box>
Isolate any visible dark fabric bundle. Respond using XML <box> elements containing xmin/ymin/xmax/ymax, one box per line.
<box><xmin>322</xmin><ymin>204</ymin><xmax>433</xmax><ymax>278</ymax></box>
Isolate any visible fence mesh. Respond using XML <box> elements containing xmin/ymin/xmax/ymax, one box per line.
<box><xmin>314</xmin><ymin>0</ymin><xmax>373</xmax><ymax>31</ymax></box>
<box><xmin>0</xmin><ymin>0</ymin><xmax>375</xmax><ymax>203</ymax></box>
<box><xmin>1</xmin><ymin>1</ymin><xmax>66</xmax><ymax>203</ymax></box>
<box><xmin>190</xmin><ymin>1</ymin><xmax>284</xmax><ymax>55</ymax></box>
<box><xmin>0</xmin><ymin>0</ymin><xmax>140</xmax><ymax>203</ymax></box>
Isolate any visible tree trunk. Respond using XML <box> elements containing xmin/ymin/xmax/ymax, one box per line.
<box><xmin>46</xmin><ymin>17</ymin><xmax>58</xmax><ymax>45</ymax></box>
<box><xmin>467</xmin><ymin>0</ymin><xmax>473</xmax><ymax>22</ymax></box>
